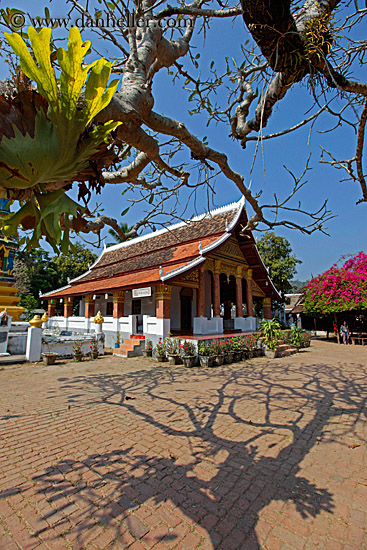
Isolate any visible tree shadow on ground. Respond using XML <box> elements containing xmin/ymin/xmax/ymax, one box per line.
<box><xmin>3</xmin><ymin>358</ymin><xmax>367</xmax><ymax>549</ymax></box>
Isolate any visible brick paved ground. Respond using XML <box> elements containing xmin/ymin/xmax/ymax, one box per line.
<box><xmin>0</xmin><ymin>340</ymin><xmax>366</xmax><ymax>550</ymax></box>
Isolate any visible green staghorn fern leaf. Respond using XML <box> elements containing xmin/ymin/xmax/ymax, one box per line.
<box><xmin>0</xmin><ymin>26</ymin><xmax>121</xmax><ymax>252</ymax></box>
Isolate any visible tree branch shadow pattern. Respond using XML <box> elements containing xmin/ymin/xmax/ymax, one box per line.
<box><xmin>3</xmin><ymin>358</ymin><xmax>367</xmax><ymax>549</ymax></box>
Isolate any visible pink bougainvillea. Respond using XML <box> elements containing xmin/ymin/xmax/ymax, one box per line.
<box><xmin>303</xmin><ymin>252</ymin><xmax>367</xmax><ymax>316</ymax></box>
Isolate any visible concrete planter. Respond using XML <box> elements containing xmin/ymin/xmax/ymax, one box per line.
<box><xmin>155</xmin><ymin>354</ymin><xmax>167</xmax><ymax>362</ymax></box>
<box><xmin>42</xmin><ymin>353</ymin><xmax>57</xmax><ymax>366</ymax></box>
<box><xmin>182</xmin><ymin>355</ymin><xmax>196</xmax><ymax>368</ymax></box>
<box><xmin>199</xmin><ymin>355</ymin><xmax>214</xmax><ymax>367</ymax></box>
<box><xmin>167</xmin><ymin>354</ymin><xmax>181</xmax><ymax>365</ymax></box>
<box><xmin>224</xmin><ymin>352</ymin><xmax>233</xmax><ymax>364</ymax></box>
<box><xmin>89</xmin><ymin>351</ymin><xmax>99</xmax><ymax>360</ymax></box>
<box><xmin>232</xmin><ymin>351</ymin><xmax>242</xmax><ymax>363</ymax></box>
<box><xmin>143</xmin><ymin>350</ymin><xmax>152</xmax><ymax>358</ymax></box>
<box><xmin>265</xmin><ymin>348</ymin><xmax>278</xmax><ymax>359</ymax></box>
<box><xmin>213</xmin><ymin>354</ymin><xmax>225</xmax><ymax>366</ymax></box>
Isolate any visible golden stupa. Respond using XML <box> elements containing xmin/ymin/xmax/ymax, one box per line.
<box><xmin>0</xmin><ymin>199</ymin><xmax>25</xmax><ymax>320</ymax></box>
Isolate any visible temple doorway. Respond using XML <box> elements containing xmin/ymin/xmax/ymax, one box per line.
<box><xmin>180</xmin><ymin>288</ymin><xmax>193</xmax><ymax>331</ymax></box>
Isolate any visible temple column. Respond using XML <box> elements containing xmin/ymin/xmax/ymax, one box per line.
<box><xmin>156</xmin><ymin>285</ymin><xmax>171</xmax><ymax>319</ymax></box>
<box><xmin>197</xmin><ymin>267</ymin><xmax>206</xmax><ymax>317</ymax></box>
<box><xmin>263</xmin><ymin>297</ymin><xmax>272</xmax><ymax>319</ymax></box>
<box><xmin>85</xmin><ymin>294</ymin><xmax>95</xmax><ymax>318</ymax></box>
<box><xmin>246</xmin><ymin>269</ymin><xmax>254</xmax><ymax>317</ymax></box>
<box><xmin>213</xmin><ymin>260</ymin><xmax>221</xmax><ymax>317</ymax></box>
<box><xmin>48</xmin><ymin>299</ymin><xmax>56</xmax><ymax>318</ymax></box>
<box><xmin>64</xmin><ymin>297</ymin><xmax>73</xmax><ymax>318</ymax></box>
<box><xmin>113</xmin><ymin>291</ymin><xmax>125</xmax><ymax>318</ymax></box>
<box><xmin>235</xmin><ymin>266</ymin><xmax>243</xmax><ymax>318</ymax></box>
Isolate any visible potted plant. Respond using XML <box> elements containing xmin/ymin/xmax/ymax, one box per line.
<box><xmin>243</xmin><ymin>334</ymin><xmax>260</xmax><ymax>358</ymax></box>
<box><xmin>301</xmin><ymin>331</ymin><xmax>311</xmax><ymax>348</ymax></box>
<box><xmin>89</xmin><ymin>337</ymin><xmax>99</xmax><ymax>360</ymax></box>
<box><xmin>72</xmin><ymin>340</ymin><xmax>84</xmax><ymax>362</ymax></box>
<box><xmin>222</xmin><ymin>339</ymin><xmax>233</xmax><ymax>364</ymax></box>
<box><xmin>41</xmin><ymin>338</ymin><xmax>57</xmax><ymax>366</ymax></box>
<box><xmin>165</xmin><ymin>336</ymin><xmax>182</xmax><ymax>365</ymax></box>
<box><xmin>181</xmin><ymin>340</ymin><xmax>196</xmax><ymax>368</ymax></box>
<box><xmin>211</xmin><ymin>339</ymin><xmax>225</xmax><ymax>366</ymax></box>
<box><xmin>154</xmin><ymin>338</ymin><xmax>167</xmax><ymax>362</ymax></box>
<box><xmin>260</xmin><ymin>318</ymin><xmax>281</xmax><ymax>358</ymax></box>
<box><xmin>289</xmin><ymin>326</ymin><xmax>303</xmax><ymax>349</ymax></box>
<box><xmin>198</xmin><ymin>342</ymin><xmax>214</xmax><ymax>367</ymax></box>
<box><xmin>115</xmin><ymin>332</ymin><xmax>120</xmax><ymax>349</ymax></box>
<box><xmin>143</xmin><ymin>340</ymin><xmax>153</xmax><ymax>357</ymax></box>
<box><xmin>230</xmin><ymin>337</ymin><xmax>243</xmax><ymax>362</ymax></box>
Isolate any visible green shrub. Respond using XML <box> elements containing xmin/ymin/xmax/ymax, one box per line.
<box><xmin>260</xmin><ymin>318</ymin><xmax>281</xmax><ymax>350</ymax></box>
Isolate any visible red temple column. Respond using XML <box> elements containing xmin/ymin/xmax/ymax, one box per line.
<box><xmin>213</xmin><ymin>261</ymin><xmax>221</xmax><ymax>317</ymax></box>
<box><xmin>113</xmin><ymin>291</ymin><xmax>125</xmax><ymax>318</ymax></box>
<box><xmin>64</xmin><ymin>297</ymin><xmax>73</xmax><ymax>318</ymax></box>
<box><xmin>246</xmin><ymin>269</ymin><xmax>254</xmax><ymax>317</ymax></box>
<box><xmin>48</xmin><ymin>299</ymin><xmax>56</xmax><ymax>318</ymax></box>
<box><xmin>85</xmin><ymin>294</ymin><xmax>95</xmax><ymax>318</ymax></box>
<box><xmin>236</xmin><ymin>266</ymin><xmax>243</xmax><ymax>317</ymax></box>
<box><xmin>263</xmin><ymin>297</ymin><xmax>272</xmax><ymax>319</ymax></box>
<box><xmin>197</xmin><ymin>267</ymin><xmax>206</xmax><ymax>317</ymax></box>
<box><xmin>156</xmin><ymin>285</ymin><xmax>171</xmax><ymax>319</ymax></box>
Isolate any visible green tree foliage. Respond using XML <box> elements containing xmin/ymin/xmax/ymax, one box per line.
<box><xmin>14</xmin><ymin>243</ymin><xmax>98</xmax><ymax>306</ymax></box>
<box><xmin>290</xmin><ymin>279</ymin><xmax>309</xmax><ymax>293</ymax></box>
<box><xmin>21</xmin><ymin>294</ymin><xmax>39</xmax><ymax>320</ymax></box>
<box><xmin>53</xmin><ymin>243</ymin><xmax>98</xmax><ymax>287</ymax></box>
<box><xmin>257</xmin><ymin>232</ymin><xmax>301</xmax><ymax>296</ymax></box>
<box><xmin>16</xmin><ymin>248</ymin><xmax>59</xmax><ymax>307</ymax></box>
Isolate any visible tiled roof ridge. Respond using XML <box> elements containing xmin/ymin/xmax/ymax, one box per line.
<box><xmin>101</xmin><ymin>197</ymin><xmax>244</xmax><ymax>254</ymax></box>
<box><xmin>68</xmin><ymin>197</ymin><xmax>245</xmax><ymax>286</ymax></box>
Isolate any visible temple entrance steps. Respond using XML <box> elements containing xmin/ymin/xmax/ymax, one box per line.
<box><xmin>277</xmin><ymin>342</ymin><xmax>298</xmax><ymax>357</ymax></box>
<box><xmin>113</xmin><ymin>335</ymin><xmax>145</xmax><ymax>358</ymax></box>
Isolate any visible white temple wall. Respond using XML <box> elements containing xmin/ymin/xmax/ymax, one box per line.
<box><xmin>170</xmin><ymin>286</ymin><xmax>181</xmax><ymax>330</ymax></box>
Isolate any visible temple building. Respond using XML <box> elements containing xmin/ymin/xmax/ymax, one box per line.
<box><xmin>0</xmin><ymin>199</ymin><xmax>25</xmax><ymax>320</ymax></box>
<box><xmin>42</xmin><ymin>199</ymin><xmax>280</xmax><ymax>346</ymax></box>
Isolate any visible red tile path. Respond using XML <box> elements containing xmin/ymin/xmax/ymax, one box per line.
<box><xmin>0</xmin><ymin>340</ymin><xmax>366</xmax><ymax>549</ymax></box>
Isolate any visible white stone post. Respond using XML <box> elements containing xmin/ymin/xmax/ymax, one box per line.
<box><xmin>26</xmin><ymin>327</ymin><xmax>42</xmax><ymax>362</ymax></box>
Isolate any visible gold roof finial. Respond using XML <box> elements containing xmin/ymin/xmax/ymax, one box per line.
<box><xmin>94</xmin><ymin>311</ymin><xmax>104</xmax><ymax>324</ymax></box>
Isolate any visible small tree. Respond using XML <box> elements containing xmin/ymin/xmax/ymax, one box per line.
<box><xmin>257</xmin><ymin>232</ymin><xmax>301</xmax><ymax>297</ymax></box>
<box><xmin>21</xmin><ymin>294</ymin><xmax>39</xmax><ymax>320</ymax></box>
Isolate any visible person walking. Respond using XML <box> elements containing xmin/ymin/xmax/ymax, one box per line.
<box><xmin>340</xmin><ymin>321</ymin><xmax>350</xmax><ymax>345</ymax></box>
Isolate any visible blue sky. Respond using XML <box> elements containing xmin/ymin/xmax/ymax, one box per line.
<box><xmin>1</xmin><ymin>0</ymin><xmax>366</xmax><ymax>281</ymax></box>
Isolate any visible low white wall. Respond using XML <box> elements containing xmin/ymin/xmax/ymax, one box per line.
<box><xmin>42</xmin><ymin>336</ymin><xmax>104</xmax><ymax>358</ymax></box>
<box><xmin>234</xmin><ymin>316</ymin><xmax>257</xmax><ymax>332</ymax></box>
<box><xmin>193</xmin><ymin>316</ymin><xmax>223</xmax><ymax>335</ymax></box>
<box><xmin>143</xmin><ymin>315</ymin><xmax>170</xmax><ymax>345</ymax></box>
<box><xmin>47</xmin><ymin>315</ymin><xmax>141</xmax><ymax>348</ymax></box>
<box><xmin>8</xmin><ymin>332</ymin><xmax>28</xmax><ymax>355</ymax></box>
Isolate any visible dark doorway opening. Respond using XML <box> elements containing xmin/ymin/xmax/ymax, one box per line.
<box><xmin>180</xmin><ymin>288</ymin><xmax>193</xmax><ymax>331</ymax></box>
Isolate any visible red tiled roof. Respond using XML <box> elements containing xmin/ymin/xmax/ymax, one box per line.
<box><xmin>46</xmin><ymin>267</ymin><xmax>162</xmax><ymax>297</ymax></box>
